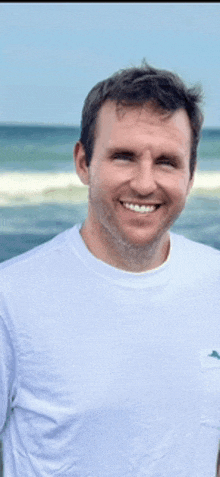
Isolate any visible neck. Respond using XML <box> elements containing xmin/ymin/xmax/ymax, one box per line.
<box><xmin>80</xmin><ymin>222</ymin><xmax>170</xmax><ymax>273</ymax></box>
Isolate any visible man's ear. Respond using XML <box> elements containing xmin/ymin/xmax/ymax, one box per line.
<box><xmin>74</xmin><ymin>141</ymin><xmax>89</xmax><ymax>186</ymax></box>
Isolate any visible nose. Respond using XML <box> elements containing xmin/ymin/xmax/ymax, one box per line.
<box><xmin>129</xmin><ymin>161</ymin><xmax>157</xmax><ymax>196</ymax></box>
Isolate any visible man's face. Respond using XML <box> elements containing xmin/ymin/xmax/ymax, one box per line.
<box><xmin>76</xmin><ymin>101</ymin><xmax>194</xmax><ymax>255</ymax></box>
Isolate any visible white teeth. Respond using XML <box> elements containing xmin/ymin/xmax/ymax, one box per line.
<box><xmin>123</xmin><ymin>202</ymin><xmax>157</xmax><ymax>213</ymax></box>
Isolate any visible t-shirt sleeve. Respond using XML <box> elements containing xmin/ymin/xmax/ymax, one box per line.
<box><xmin>0</xmin><ymin>312</ymin><xmax>16</xmax><ymax>435</ymax></box>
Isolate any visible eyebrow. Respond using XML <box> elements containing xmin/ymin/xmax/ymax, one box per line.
<box><xmin>107</xmin><ymin>147</ymin><xmax>184</xmax><ymax>162</ymax></box>
<box><xmin>107</xmin><ymin>147</ymin><xmax>136</xmax><ymax>156</ymax></box>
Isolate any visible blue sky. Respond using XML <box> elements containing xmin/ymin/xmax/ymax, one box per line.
<box><xmin>1</xmin><ymin>2</ymin><xmax>220</xmax><ymax>127</ymax></box>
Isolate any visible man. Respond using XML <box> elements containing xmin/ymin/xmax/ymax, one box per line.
<box><xmin>0</xmin><ymin>62</ymin><xmax>220</xmax><ymax>477</ymax></box>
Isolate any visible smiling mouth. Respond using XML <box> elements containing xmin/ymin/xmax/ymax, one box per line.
<box><xmin>120</xmin><ymin>201</ymin><xmax>161</xmax><ymax>214</ymax></box>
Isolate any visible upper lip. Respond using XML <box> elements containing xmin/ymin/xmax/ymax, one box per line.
<box><xmin>120</xmin><ymin>200</ymin><xmax>162</xmax><ymax>206</ymax></box>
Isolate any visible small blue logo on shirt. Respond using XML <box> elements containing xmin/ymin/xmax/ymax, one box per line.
<box><xmin>208</xmin><ymin>350</ymin><xmax>220</xmax><ymax>360</ymax></box>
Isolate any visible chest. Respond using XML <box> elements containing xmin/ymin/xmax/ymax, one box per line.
<box><xmin>15</xmin><ymin>285</ymin><xmax>219</xmax><ymax>416</ymax></box>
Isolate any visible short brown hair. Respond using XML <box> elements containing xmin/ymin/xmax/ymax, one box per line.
<box><xmin>80</xmin><ymin>61</ymin><xmax>204</xmax><ymax>178</ymax></box>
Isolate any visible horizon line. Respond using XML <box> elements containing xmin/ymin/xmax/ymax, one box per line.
<box><xmin>0</xmin><ymin>121</ymin><xmax>80</xmax><ymax>128</ymax></box>
<box><xmin>0</xmin><ymin>121</ymin><xmax>220</xmax><ymax>131</ymax></box>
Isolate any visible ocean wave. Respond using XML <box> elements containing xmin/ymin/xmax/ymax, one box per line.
<box><xmin>0</xmin><ymin>172</ymin><xmax>88</xmax><ymax>206</ymax></box>
<box><xmin>0</xmin><ymin>171</ymin><xmax>220</xmax><ymax>206</ymax></box>
<box><xmin>192</xmin><ymin>171</ymin><xmax>220</xmax><ymax>193</ymax></box>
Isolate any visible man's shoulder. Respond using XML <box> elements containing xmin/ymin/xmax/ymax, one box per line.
<box><xmin>171</xmin><ymin>232</ymin><xmax>220</xmax><ymax>255</ymax></box>
<box><xmin>0</xmin><ymin>226</ymin><xmax>76</xmax><ymax>280</ymax></box>
<box><xmin>170</xmin><ymin>232</ymin><xmax>220</xmax><ymax>275</ymax></box>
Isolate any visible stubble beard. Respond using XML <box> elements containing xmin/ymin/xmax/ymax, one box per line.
<box><xmin>88</xmin><ymin>189</ymin><xmax>171</xmax><ymax>270</ymax></box>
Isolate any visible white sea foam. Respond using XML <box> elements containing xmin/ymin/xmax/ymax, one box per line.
<box><xmin>0</xmin><ymin>171</ymin><xmax>219</xmax><ymax>206</ymax></box>
<box><xmin>0</xmin><ymin>172</ymin><xmax>88</xmax><ymax>206</ymax></box>
<box><xmin>193</xmin><ymin>171</ymin><xmax>220</xmax><ymax>191</ymax></box>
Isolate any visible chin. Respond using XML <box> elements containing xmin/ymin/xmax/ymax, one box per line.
<box><xmin>119</xmin><ymin>231</ymin><xmax>159</xmax><ymax>249</ymax></box>
<box><xmin>120</xmin><ymin>223</ymin><xmax>170</xmax><ymax>247</ymax></box>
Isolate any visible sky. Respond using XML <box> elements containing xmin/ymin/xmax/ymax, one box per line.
<box><xmin>1</xmin><ymin>2</ymin><xmax>220</xmax><ymax>127</ymax></box>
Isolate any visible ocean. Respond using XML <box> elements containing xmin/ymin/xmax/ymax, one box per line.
<box><xmin>0</xmin><ymin>125</ymin><xmax>220</xmax><ymax>263</ymax></box>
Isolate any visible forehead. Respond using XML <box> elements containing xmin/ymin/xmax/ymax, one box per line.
<box><xmin>95</xmin><ymin>100</ymin><xmax>191</xmax><ymax>154</ymax></box>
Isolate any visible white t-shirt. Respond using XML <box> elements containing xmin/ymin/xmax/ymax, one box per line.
<box><xmin>0</xmin><ymin>224</ymin><xmax>220</xmax><ymax>477</ymax></box>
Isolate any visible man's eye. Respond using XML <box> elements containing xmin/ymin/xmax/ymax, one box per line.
<box><xmin>157</xmin><ymin>157</ymin><xmax>176</xmax><ymax>167</ymax></box>
<box><xmin>113</xmin><ymin>154</ymin><xmax>133</xmax><ymax>161</ymax></box>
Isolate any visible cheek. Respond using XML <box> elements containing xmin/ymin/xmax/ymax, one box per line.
<box><xmin>89</xmin><ymin>170</ymin><xmax>115</xmax><ymax>198</ymax></box>
<box><xmin>93</xmin><ymin>168</ymin><xmax>123</xmax><ymax>192</ymax></box>
<box><xmin>165</xmin><ymin>174</ymin><xmax>191</xmax><ymax>197</ymax></box>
